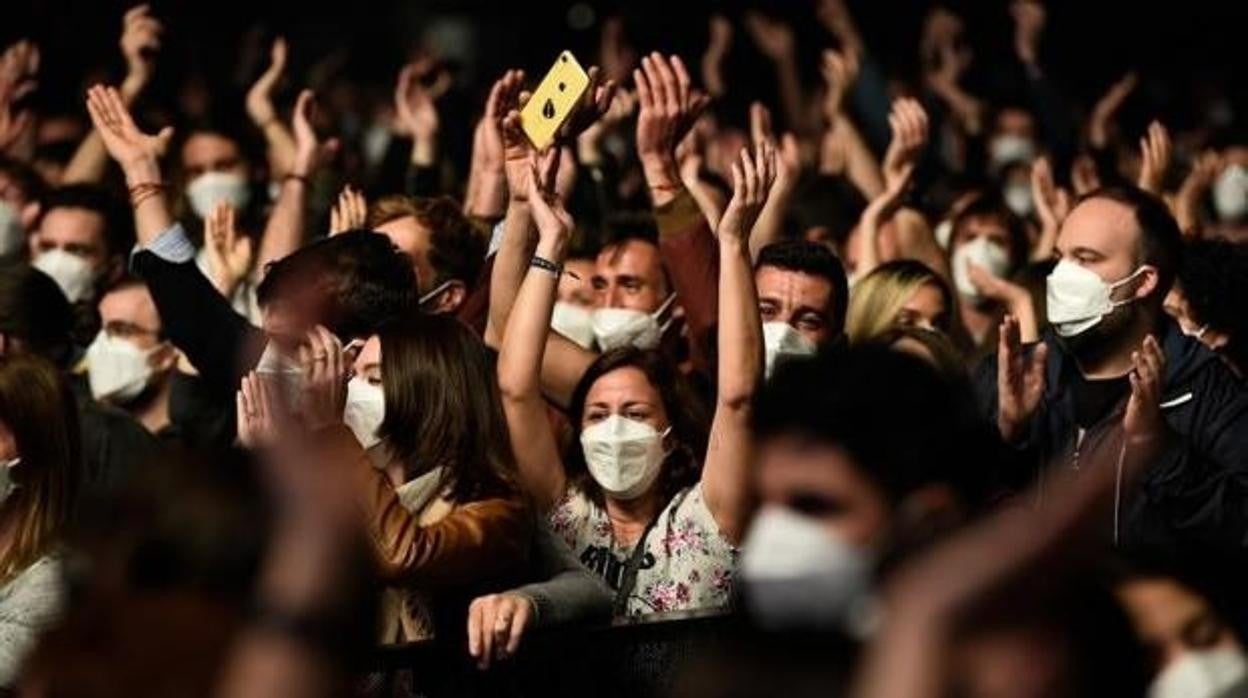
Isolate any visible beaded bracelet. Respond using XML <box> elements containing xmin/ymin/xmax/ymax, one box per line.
<box><xmin>530</xmin><ymin>255</ymin><xmax>562</xmax><ymax>277</ymax></box>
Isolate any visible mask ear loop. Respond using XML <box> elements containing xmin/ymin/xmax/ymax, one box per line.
<box><xmin>418</xmin><ymin>280</ymin><xmax>455</xmax><ymax>310</ymax></box>
<box><xmin>1108</xmin><ymin>266</ymin><xmax>1150</xmax><ymax>308</ymax></box>
<box><xmin>653</xmin><ymin>294</ymin><xmax>678</xmax><ymax>335</ymax></box>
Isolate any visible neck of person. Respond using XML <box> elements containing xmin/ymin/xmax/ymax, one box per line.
<box><xmin>134</xmin><ymin>378</ymin><xmax>173</xmax><ymax>435</ymax></box>
<box><xmin>959</xmin><ymin>297</ymin><xmax>1002</xmax><ymax>346</ymax></box>
<box><xmin>1074</xmin><ymin>309</ymin><xmax>1156</xmax><ymax>380</ymax></box>
<box><xmin>605</xmin><ymin>488</ymin><xmax>664</xmax><ymax>549</ymax></box>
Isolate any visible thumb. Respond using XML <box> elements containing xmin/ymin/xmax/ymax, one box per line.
<box><xmin>155</xmin><ymin>126</ymin><xmax>175</xmax><ymax>152</ymax></box>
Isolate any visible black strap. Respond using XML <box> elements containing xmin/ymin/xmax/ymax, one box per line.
<box><xmin>613</xmin><ymin>517</ymin><xmax>659</xmax><ymax>616</ymax></box>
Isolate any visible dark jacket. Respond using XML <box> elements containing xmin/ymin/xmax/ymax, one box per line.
<box><xmin>974</xmin><ymin>320</ymin><xmax>1248</xmax><ymax>559</ymax></box>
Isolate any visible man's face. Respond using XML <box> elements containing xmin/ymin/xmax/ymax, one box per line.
<box><xmin>995</xmin><ymin>108</ymin><xmax>1037</xmax><ymax>142</ymax></box>
<box><xmin>1055</xmin><ymin>197</ymin><xmax>1148</xmax><ymax>298</ymax></box>
<box><xmin>952</xmin><ymin>214</ymin><xmax>1013</xmax><ymax>260</ymax></box>
<box><xmin>755</xmin><ymin>265</ymin><xmax>837</xmax><ymax>346</ymax></box>
<box><xmin>181</xmin><ymin>133</ymin><xmax>248</xmax><ymax>180</ymax></box>
<box><xmin>558</xmin><ymin>258</ymin><xmax>597</xmax><ymax>307</ymax></box>
<box><xmin>592</xmin><ymin>239</ymin><xmax>669</xmax><ymax>312</ymax></box>
<box><xmin>30</xmin><ymin>206</ymin><xmax>112</xmax><ymax>274</ymax></box>
<box><xmin>98</xmin><ymin>284</ymin><xmax>175</xmax><ymax>373</ymax></box>
<box><xmin>755</xmin><ymin>434</ymin><xmax>891</xmax><ymax>549</ymax></box>
<box><xmin>1117</xmin><ymin>578</ymin><xmax>1243</xmax><ymax>671</ymax></box>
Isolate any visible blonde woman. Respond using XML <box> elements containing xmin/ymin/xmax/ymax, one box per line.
<box><xmin>0</xmin><ymin>353</ymin><xmax>80</xmax><ymax>687</ymax></box>
<box><xmin>846</xmin><ymin>260</ymin><xmax>957</xmax><ymax>344</ymax></box>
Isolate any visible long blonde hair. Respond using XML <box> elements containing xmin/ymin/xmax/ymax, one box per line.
<box><xmin>846</xmin><ymin>260</ymin><xmax>955</xmax><ymax>344</ymax></box>
<box><xmin>0</xmin><ymin>353</ymin><xmax>80</xmax><ymax>584</ymax></box>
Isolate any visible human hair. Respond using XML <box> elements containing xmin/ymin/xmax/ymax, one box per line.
<box><xmin>37</xmin><ymin>184</ymin><xmax>133</xmax><ymax>259</ymax></box>
<box><xmin>100</xmin><ymin>275</ymin><xmax>165</xmax><ymax>340</ymax></box>
<box><xmin>0</xmin><ymin>156</ymin><xmax>48</xmax><ymax>205</ymax></box>
<box><xmin>845</xmin><ymin>260</ymin><xmax>955</xmax><ymax>343</ymax></box>
<box><xmin>950</xmin><ymin>191</ymin><xmax>1029</xmax><ymax>272</ymax></box>
<box><xmin>0</xmin><ymin>262</ymin><xmax>74</xmax><ymax>367</ymax></box>
<box><xmin>756</xmin><ymin>240</ymin><xmax>851</xmax><ymax>335</ymax></box>
<box><xmin>0</xmin><ymin>353</ymin><xmax>80</xmax><ymax>584</ymax></box>
<box><xmin>1079</xmin><ymin>185</ymin><xmax>1183</xmax><ymax>299</ymax></box>
<box><xmin>1176</xmin><ymin>238</ymin><xmax>1248</xmax><ymax>367</ymax></box>
<box><xmin>367</xmin><ymin>195</ymin><xmax>487</xmax><ymax>290</ymax></box>
<box><xmin>870</xmin><ymin>325</ymin><xmax>969</xmax><ymax>386</ymax></box>
<box><xmin>565</xmin><ymin>347</ymin><xmax>710</xmax><ymax>505</ymax></box>
<box><xmin>752</xmin><ymin>344</ymin><xmax>990</xmax><ymax>511</ymax></box>
<box><xmin>255</xmin><ymin>230</ymin><xmax>418</xmax><ymax>342</ymax></box>
<box><xmin>379</xmin><ymin>312</ymin><xmax>517</xmax><ymax>504</ymax></box>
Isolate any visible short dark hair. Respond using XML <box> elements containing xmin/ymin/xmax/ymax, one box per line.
<box><xmin>255</xmin><ymin>230</ymin><xmax>418</xmax><ymax>342</ymax></box>
<box><xmin>379</xmin><ymin>312</ymin><xmax>516</xmax><ymax>503</ymax></box>
<box><xmin>38</xmin><ymin>185</ymin><xmax>133</xmax><ymax>259</ymax></box>
<box><xmin>0</xmin><ymin>262</ymin><xmax>74</xmax><ymax>367</ymax></box>
<box><xmin>0</xmin><ymin>156</ymin><xmax>48</xmax><ymax>205</ymax></box>
<box><xmin>951</xmin><ymin>191</ymin><xmax>1029</xmax><ymax>272</ymax></box>
<box><xmin>752</xmin><ymin>344</ymin><xmax>992</xmax><ymax>509</ymax></box>
<box><xmin>1080</xmin><ymin>185</ymin><xmax>1183</xmax><ymax>298</ymax></box>
<box><xmin>755</xmin><ymin>240</ymin><xmax>851</xmax><ymax>335</ymax></box>
<box><xmin>367</xmin><ymin>195</ymin><xmax>486</xmax><ymax>290</ymax></box>
<box><xmin>566</xmin><ymin>347</ymin><xmax>711</xmax><ymax>505</ymax></box>
<box><xmin>1177</xmin><ymin>238</ymin><xmax>1248</xmax><ymax>367</ymax></box>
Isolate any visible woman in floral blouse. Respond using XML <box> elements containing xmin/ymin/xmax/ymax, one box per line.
<box><xmin>498</xmin><ymin>143</ymin><xmax>775</xmax><ymax>617</ymax></box>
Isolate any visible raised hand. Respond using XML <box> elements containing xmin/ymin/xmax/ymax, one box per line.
<box><xmin>394</xmin><ymin>58</ymin><xmax>450</xmax><ymax>167</ymax></box>
<box><xmin>749</xmin><ymin>102</ymin><xmax>800</xmax><ymax>196</ymax></box>
<box><xmin>298</xmin><ymin>325</ymin><xmax>349</xmax><ymax>433</ymax></box>
<box><xmin>743</xmin><ymin>11</ymin><xmax>796</xmax><ymax>63</ymax></box>
<box><xmin>1124</xmin><ymin>334</ymin><xmax>1167</xmax><ymax>448</ymax></box>
<box><xmin>526</xmin><ymin>149</ymin><xmax>572</xmax><ymax>249</ymax></box>
<box><xmin>1089</xmin><ymin>72</ymin><xmax>1137</xmax><ymax>149</ymax></box>
<box><xmin>1011</xmin><ymin>0</ymin><xmax>1046</xmax><ymax>68</ymax></box>
<box><xmin>821</xmin><ymin>48</ymin><xmax>860</xmax><ymax>123</ymax></box>
<box><xmin>85</xmin><ymin>84</ymin><xmax>173</xmax><ymax>183</ymax></box>
<box><xmin>290</xmin><ymin>89</ymin><xmax>337</xmax><ymax>178</ymax></box>
<box><xmin>558</xmin><ymin>67</ymin><xmax>619</xmax><ymax>145</ymax></box>
<box><xmin>1030</xmin><ymin>156</ymin><xmax>1070</xmax><ymax>261</ymax></box>
<box><xmin>882</xmin><ymin>98</ymin><xmax>928</xmax><ymax>192</ymax></box>
<box><xmin>0</xmin><ymin>40</ymin><xmax>39</xmax><ymax>154</ymax></box>
<box><xmin>328</xmin><ymin>185</ymin><xmax>368</xmax><ymax>236</ymax></box>
<box><xmin>1071</xmin><ymin>153</ymin><xmax>1102</xmax><ymax>196</ymax></box>
<box><xmin>204</xmin><ymin>202</ymin><xmax>253</xmax><ymax>297</ymax></box>
<box><xmin>467</xmin><ymin>593</ymin><xmax>535</xmax><ymax>670</ymax></box>
<box><xmin>245</xmin><ymin>37</ymin><xmax>287</xmax><ymax>128</ymax></box>
<box><xmin>719</xmin><ymin>144</ymin><xmax>777</xmax><ymax>244</ymax></box>
<box><xmin>237</xmin><ymin>371</ymin><xmax>280</xmax><ymax>449</ymax></box>
<box><xmin>1137</xmin><ymin>120</ymin><xmax>1171</xmax><ymax>195</ymax></box>
<box><xmin>1174</xmin><ymin>150</ymin><xmax>1222</xmax><ymax>236</ymax></box>
<box><xmin>120</xmin><ymin>5</ymin><xmax>162</xmax><ymax>97</ymax></box>
<box><xmin>996</xmin><ymin>314</ymin><xmax>1048</xmax><ymax>444</ymax></box>
<box><xmin>635</xmin><ymin>53</ymin><xmax>711</xmax><ymax>204</ymax></box>
<box><xmin>578</xmin><ymin>88</ymin><xmax>636</xmax><ymax>165</ymax></box>
<box><xmin>701</xmin><ymin>15</ymin><xmax>733</xmax><ymax>97</ymax></box>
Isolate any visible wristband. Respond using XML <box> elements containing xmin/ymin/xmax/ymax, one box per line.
<box><xmin>127</xmin><ymin>181</ymin><xmax>166</xmax><ymax>207</ymax></box>
<box><xmin>530</xmin><ymin>255</ymin><xmax>562</xmax><ymax>277</ymax></box>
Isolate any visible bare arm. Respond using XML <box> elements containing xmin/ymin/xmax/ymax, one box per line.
<box><xmin>703</xmin><ymin>145</ymin><xmax>773</xmax><ymax>545</ymax></box>
<box><xmin>818</xmin><ymin>49</ymin><xmax>884</xmax><ymax>200</ymax></box>
<box><xmin>254</xmin><ymin>90</ymin><xmax>333</xmax><ymax>273</ymax></box>
<box><xmin>856</xmin><ymin>98</ymin><xmax>927</xmax><ymax>279</ymax></box>
<box><xmin>747</xmin><ymin>102</ymin><xmax>802</xmax><ymax>258</ymax></box>
<box><xmin>744</xmin><ymin>12</ymin><xmax>806</xmax><ymax>136</ymax></box>
<box><xmin>497</xmin><ymin>155</ymin><xmax>574</xmax><ymax>512</ymax></box>
<box><xmin>244</xmin><ymin>38</ymin><xmax>297</xmax><ymax>182</ymax></box>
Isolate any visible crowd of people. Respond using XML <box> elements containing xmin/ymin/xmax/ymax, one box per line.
<box><xmin>0</xmin><ymin>1</ymin><xmax>1246</xmax><ymax>695</ymax></box>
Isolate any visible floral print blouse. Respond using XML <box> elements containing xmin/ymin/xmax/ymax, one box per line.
<box><xmin>549</xmin><ymin>483</ymin><xmax>738</xmax><ymax>618</ymax></box>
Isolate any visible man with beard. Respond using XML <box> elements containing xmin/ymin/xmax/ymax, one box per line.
<box><xmin>977</xmin><ymin>185</ymin><xmax>1248</xmax><ymax>564</ymax></box>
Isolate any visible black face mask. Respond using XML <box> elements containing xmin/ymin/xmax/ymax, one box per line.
<box><xmin>168</xmin><ymin>370</ymin><xmax>236</xmax><ymax>449</ymax></box>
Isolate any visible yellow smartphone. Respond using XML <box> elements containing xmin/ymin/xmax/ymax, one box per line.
<box><xmin>520</xmin><ymin>51</ymin><xmax>591</xmax><ymax>150</ymax></box>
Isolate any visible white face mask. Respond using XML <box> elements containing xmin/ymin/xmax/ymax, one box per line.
<box><xmin>186</xmin><ymin>171</ymin><xmax>252</xmax><ymax>219</ymax></box>
<box><xmin>952</xmin><ymin>236</ymin><xmax>1012</xmax><ymax>300</ymax></box>
<box><xmin>989</xmin><ymin>134</ymin><xmax>1037</xmax><ymax>169</ymax></box>
<box><xmin>1004</xmin><ymin>182</ymin><xmax>1034</xmax><ymax>217</ymax></box>
<box><xmin>579</xmin><ymin>415</ymin><xmax>669</xmax><ymax>500</ymax></box>
<box><xmin>1149</xmin><ymin>647</ymin><xmax>1248</xmax><ymax>698</ymax></box>
<box><xmin>740</xmin><ymin>505</ymin><xmax>873</xmax><ymax>634</ymax></box>
<box><xmin>33</xmin><ymin>248</ymin><xmax>97</xmax><ymax>303</ymax></box>
<box><xmin>0</xmin><ymin>200</ymin><xmax>25</xmax><ymax>257</ymax></box>
<box><xmin>762</xmin><ymin>322</ymin><xmax>817</xmax><ymax>380</ymax></box>
<box><xmin>1212</xmin><ymin>164</ymin><xmax>1248</xmax><ymax>223</ymax></box>
<box><xmin>343</xmin><ymin>377</ymin><xmax>385</xmax><ymax>450</ymax></box>
<box><xmin>551</xmin><ymin>301</ymin><xmax>596</xmax><ymax>349</ymax></box>
<box><xmin>591</xmin><ymin>295</ymin><xmax>676</xmax><ymax>351</ymax></box>
<box><xmin>1046</xmin><ymin>259</ymin><xmax>1145</xmax><ymax>337</ymax></box>
<box><xmin>86</xmin><ymin>331</ymin><xmax>160</xmax><ymax>403</ymax></box>
<box><xmin>0</xmin><ymin>457</ymin><xmax>19</xmax><ymax>506</ymax></box>
<box><xmin>254</xmin><ymin>341</ymin><xmax>305</xmax><ymax>413</ymax></box>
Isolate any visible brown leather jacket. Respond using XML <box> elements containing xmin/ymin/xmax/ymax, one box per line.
<box><xmin>315</xmin><ymin>425</ymin><xmax>533</xmax><ymax>641</ymax></box>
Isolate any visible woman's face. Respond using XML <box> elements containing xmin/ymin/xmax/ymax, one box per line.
<box><xmin>352</xmin><ymin>335</ymin><xmax>383</xmax><ymax>386</ymax></box>
<box><xmin>581</xmin><ymin>366</ymin><xmax>670</xmax><ymax>434</ymax></box>
<box><xmin>897</xmin><ymin>282</ymin><xmax>950</xmax><ymax>333</ymax></box>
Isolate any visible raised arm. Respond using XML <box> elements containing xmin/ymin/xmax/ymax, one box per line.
<box><xmin>1029</xmin><ymin>156</ymin><xmax>1070</xmax><ymax>262</ymax></box>
<box><xmin>818</xmin><ymin>48</ymin><xmax>884</xmax><ymax>200</ymax></box>
<box><xmin>856</xmin><ymin>98</ymin><xmax>926</xmax><ymax>279</ymax></box>
<box><xmin>497</xmin><ymin>154</ymin><xmax>576</xmax><ymax>511</ymax></box>
<box><xmin>244</xmin><ymin>37</ymin><xmax>298</xmax><ymax>182</ymax></box>
<box><xmin>484</xmin><ymin>70</ymin><xmax>535</xmax><ymax>348</ymax></box>
<box><xmin>253</xmin><ymin>90</ymin><xmax>336</xmax><ymax>273</ymax></box>
<box><xmin>747</xmin><ymin>101</ymin><xmax>803</xmax><ymax>258</ymax></box>
<box><xmin>702</xmin><ymin>145</ymin><xmax>774</xmax><ymax>545</ymax></box>
<box><xmin>63</xmin><ymin>6</ymin><xmax>161</xmax><ymax>185</ymax></box>
<box><xmin>743</xmin><ymin>12</ymin><xmax>806</xmax><ymax>136</ymax></box>
<box><xmin>394</xmin><ymin>59</ymin><xmax>450</xmax><ymax>197</ymax></box>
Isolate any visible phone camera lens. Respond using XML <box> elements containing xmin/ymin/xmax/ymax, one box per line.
<box><xmin>558</xmin><ymin>82</ymin><xmax>566</xmax><ymax>92</ymax></box>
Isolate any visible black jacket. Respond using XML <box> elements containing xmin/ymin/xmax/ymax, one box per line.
<box><xmin>974</xmin><ymin>320</ymin><xmax>1248</xmax><ymax>559</ymax></box>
